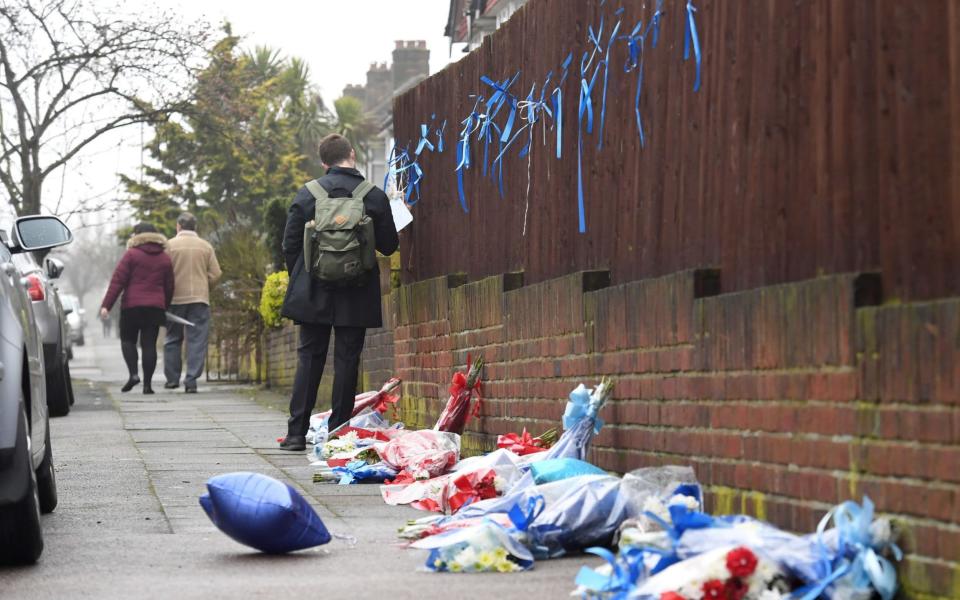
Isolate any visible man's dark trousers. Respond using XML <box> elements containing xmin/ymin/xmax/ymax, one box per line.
<box><xmin>287</xmin><ymin>323</ymin><xmax>365</xmax><ymax>438</ymax></box>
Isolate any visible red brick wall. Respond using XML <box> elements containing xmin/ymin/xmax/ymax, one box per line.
<box><xmin>371</xmin><ymin>268</ymin><xmax>959</xmax><ymax>599</ymax></box>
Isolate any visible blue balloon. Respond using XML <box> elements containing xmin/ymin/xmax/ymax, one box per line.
<box><xmin>199</xmin><ymin>472</ymin><xmax>331</xmax><ymax>554</ymax></box>
<box><xmin>530</xmin><ymin>458</ymin><xmax>606</xmax><ymax>485</ymax></box>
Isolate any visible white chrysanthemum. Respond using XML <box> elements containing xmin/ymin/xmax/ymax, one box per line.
<box><xmin>667</xmin><ymin>493</ymin><xmax>701</xmax><ymax>511</ymax></box>
<box><xmin>870</xmin><ymin>518</ymin><xmax>893</xmax><ymax>546</ymax></box>
<box><xmin>454</xmin><ymin>545</ymin><xmax>478</xmax><ymax>570</ymax></box>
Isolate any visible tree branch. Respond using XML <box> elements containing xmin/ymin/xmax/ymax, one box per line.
<box><xmin>41</xmin><ymin>106</ymin><xmax>180</xmax><ymax>178</ymax></box>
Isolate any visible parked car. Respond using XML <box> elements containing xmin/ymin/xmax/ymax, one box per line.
<box><xmin>59</xmin><ymin>293</ymin><xmax>85</xmax><ymax>354</ymax></box>
<box><xmin>0</xmin><ymin>215</ymin><xmax>73</xmax><ymax>564</ymax></box>
<box><xmin>11</xmin><ymin>252</ymin><xmax>74</xmax><ymax>416</ymax></box>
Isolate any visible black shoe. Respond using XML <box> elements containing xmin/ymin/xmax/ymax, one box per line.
<box><xmin>164</xmin><ymin>382</ymin><xmax>179</xmax><ymax>389</ymax></box>
<box><xmin>184</xmin><ymin>386</ymin><xmax>197</xmax><ymax>394</ymax></box>
<box><xmin>121</xmin><ymin>377</ymin><xmax>141</xmax><ymax>393</ymax></box>
<box><xmin>278</xmin><ymin>436</ymin><xmax>306</xmax><ymax>451</ymax></box>
<box><xmin>143</xmin><ymin>385</ymin><xmax>155</xmax><ymax>395</ymax></box>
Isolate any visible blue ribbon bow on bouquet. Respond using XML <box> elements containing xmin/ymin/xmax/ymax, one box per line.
<box><xmin>795</xmin><ymin>497</ymin><xmax>902</xmax><ymax>600</ymax></box>
<box><xmin>562</xmin><ymin>383</ymin><xmax>606</xmax><ymax>433</ymax></box>
<box><xmin>575</xmin><ymin>491</ymin><xmax>717</xmax><ymax>598</ymax></box>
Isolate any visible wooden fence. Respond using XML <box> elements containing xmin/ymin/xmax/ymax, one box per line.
<box><xmin>393</xmin><ymin>0</ymin><xmax>960</xmax><ymax>302</ymax></box>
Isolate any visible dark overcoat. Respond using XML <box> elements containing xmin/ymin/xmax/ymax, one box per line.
<box><xmin>280</xmin><ymin>167</ymin><xmax>399</xmax><ymax>328</ymax></box>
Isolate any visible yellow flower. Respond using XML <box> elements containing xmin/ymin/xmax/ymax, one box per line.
<box><xmin>450</xmin><ymin>562</ymin><xmax>463</xmax><ymax>573</ymax></box>
<box><xmin>433</xmin><ymin>558</ymin><xmax>444</xmax><ymax>570</ymax></box>
<box><xmin>495</xmin><ymin>557</ymin><xmax>519</xmax><ymax>573</ymax></box>
<box><xmin>493</xmin><ymin>547</ymin><xmax>508</xmax><ymax>561</ymax></box>
<box><xmin>476</xmin><ymin>551</ymin><xmax>496</xmax><ymax>570</ymax></box>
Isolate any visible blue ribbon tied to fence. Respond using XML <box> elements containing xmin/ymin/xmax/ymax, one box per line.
<box><xmin>402</xmin><ymin>0</ymin><xmax>706</xmax><ymax>222</ymax></box>
<box><xmin>684</xmin><ymin>0</ymin><xmax>702</xmax><ymax>92</ymax></box>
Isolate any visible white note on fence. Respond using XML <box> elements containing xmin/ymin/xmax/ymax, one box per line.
<box><xmin>390</xmin><ymin>197</ymin><xmax>414</xmax><ymax>232</ymax></box>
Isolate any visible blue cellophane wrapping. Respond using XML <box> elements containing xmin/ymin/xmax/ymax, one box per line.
<box><xmin>332</xmin><ymin>460</ymin><xmax>399</xmax><ymax>485</ymax></box>
<box><xmin>530</xmin><ymin>457</ymin><xmax>606</xmax><ymax>484</ymax></box>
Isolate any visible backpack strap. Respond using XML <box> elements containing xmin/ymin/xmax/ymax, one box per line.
<box><xmin>305</xmin><ymin>180</ymin><xmax>329</xmax><ymax>221</ymax></box>
<box><xmin>351</xmin><ymin>180</ymin><xmax>375</xmax><ymax>201</ymax></box>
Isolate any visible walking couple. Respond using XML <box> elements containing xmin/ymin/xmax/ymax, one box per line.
<box><xmin>99</xmin><ymin>213</ymin><xmax>221</xmax><ymax>394</ymax></box>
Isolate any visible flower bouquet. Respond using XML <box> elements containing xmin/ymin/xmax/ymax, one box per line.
<box><xmin>330</xmin><ymin>460</ymin><xmax>399</xmax><ymax>485</ymax></box>
<box><xmin>375</xmin><ymin>430</ymin><xmax>461</xmax><ymax>480</ymax></box>
<box><xmin>550</xmin><ymin>377</ymin><xmax>614</xmax><ymax>461</ymax></box>
<box><xmin>634</xmin><ymin>546</ymin><xmax>790</xmax><ymax>600</ymax></box>
<box><xmin>306</xmin><ymin>377</ymin><xmax>402</xmax><ymax>444</ymax></box>
<box><xmin>412</xmin><ymin>521</ymin><xmax>534</xmax><ymax>573</ymax></box>
<box><xmin>576</xmin><ymin>496</ymin><xmax>901</xmax><ymax>600</ymax></box>
<box><xmin>381</xmin><ymin>466</ymin><xmax>513</xmax><ymax>514</ymax></box>
<box><xmin>398</xmin><ymin>512</ymin><xmax>516</xmax><ymax>542</ymax></box>
<box><xmin>318</xmin><ymin>430</ymin><xmax>364</xmax><ymax>460</ymax></box>
<box><xmin>497</xmin><ymin>427</ymin><xmax>559</xmax><ymax>456</ymax></box>
<box><xmin>434</xmin><ymin>356</ymin><xmax>484</xmax><ymax>434</ymax></box>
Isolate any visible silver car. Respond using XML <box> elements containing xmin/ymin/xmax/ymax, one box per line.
<box><xmin>0</xmin><ymin>215</ymin><xmax>73</xmax><ymax>563</ymax></box>
<box><xmin>11</xmin><ymin>253</ymin><xmax>74</xmax><ymax>416</ymax></box>
<box><xmin>60</xmin><ymin>293</ymin><xmax>86</xmax><ymax>350</ymax></box>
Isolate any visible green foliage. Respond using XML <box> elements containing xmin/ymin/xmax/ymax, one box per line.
<box><xmin>259</xmin><ymin>271</ymin><xmax>289</xmax><ymax>328</ymax></box>
<box><xmin>124</xmin><ymin>32</ymin><xmax>324</xmax><ymax>226</ymax></box>
<box><xmin>207</xmin><ymin>224</ymin><xmax>271</xmax><ymax>343</ymax></box>
<box><xmin>120</xmin><ymin>31</ymin><xmax>330</xmax><ymax>345</ymax></box>
<box><xmin>332</xmin><ymin>96</ymin><xmax>376</xmax><ymax>160</ymax></box>
<box><xmin>263</xmin><ymin>197</ymin><xmax>289</xmax><ymax>272</ymax></box>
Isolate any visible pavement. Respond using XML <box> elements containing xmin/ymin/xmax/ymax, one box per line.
<box><xmin>0</xmin><ymin>329</ymin><xmax>596</xmax><ymax>599</ymax></box>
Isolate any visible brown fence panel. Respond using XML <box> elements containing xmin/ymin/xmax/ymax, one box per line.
<box><xmin>393</xmin><ymin>0</ymin><xmax>960</xmax><ymax>302</ymax></box>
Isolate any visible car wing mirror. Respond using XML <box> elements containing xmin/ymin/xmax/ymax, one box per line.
<box><xmin>13</xmin><ymin>215</ymin><xmax>72</xmax><ymax>253</ymax></box>
<box><xmin>46</xmin><ymin>257</ymin><xmax>65</xmax><ymax>280</ymax></box>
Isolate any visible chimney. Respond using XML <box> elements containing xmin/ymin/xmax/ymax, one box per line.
<box><xmin>391</xmin><ymin>40</ymin><xmax>430</xmax><ymax>94</ymax></box>
<box><xmin>364</xmin><ymin>62</ymin><xmax>393</xmax><ymax>116</ymax></box>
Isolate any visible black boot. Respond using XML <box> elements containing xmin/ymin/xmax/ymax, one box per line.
<box><xmin>143</xmin><ymin>384</ymin><xmax>155</xmax><ymax>395</ymax></box>
<box><xmin>121</xmin><ymin>376</ymin><xmax>141</xmax><ymax>393</ymax></box>
<box><xmin>278</xmin><ymin>436</ymin><xmax>306</xmax><ymax>451</ymax></box>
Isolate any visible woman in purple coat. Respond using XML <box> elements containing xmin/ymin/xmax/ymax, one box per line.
<box><xmin>100</xmin><ymin>223</ymin><xmax>175</xmax><ymax>394</ymax></box>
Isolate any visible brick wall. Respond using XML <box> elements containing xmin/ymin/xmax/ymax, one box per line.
<box><xmin>380</xmin><ymin>268</ymin><xmax>959</xmax><ymax>600</ymax></box>
<box><xmin>264</xmin><ymin>264</ymin><xmax>959</xmax><ymax>598</ymax></box>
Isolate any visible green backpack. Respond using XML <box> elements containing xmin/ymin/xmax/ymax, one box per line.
<box><xmin>302</xmin><ymin>179</ymin><xmax>377</xmax><ymax>284</ymax></box>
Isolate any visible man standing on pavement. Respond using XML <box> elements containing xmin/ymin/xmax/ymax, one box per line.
<box><xmin>278</xmin><ymin>134</ymin><xmax>399</xmax><ymax>451</ymax></box>
<box><xmin>164</xmin><ymin>212</ymin><xmax>222</xmax><ymax>393</ymax></box>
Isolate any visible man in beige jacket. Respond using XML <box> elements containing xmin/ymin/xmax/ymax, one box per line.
<box><xmin>163</xmin><ymin>212</ymin><xmax>221</xmax><ymax>393</ymax></box>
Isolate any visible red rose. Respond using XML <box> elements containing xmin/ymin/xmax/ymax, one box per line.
<box><xmin>701</xmin><ymin>579</ymin><xmax>727</xmax><ymax>599</ymax></box>
<box><xmin>660</xmin><ymin>593</ymin><xmax>687</xmax><ymax>600</ymax></box>
<box><xmin>724</xmin><ymin>577</ymin><xmax>748</xmax><ymax>600</ymax></box>
<box><xmin>726</xmin><ymin>546</ymin><xmax>758</xmax><ymax>578</ymax></box>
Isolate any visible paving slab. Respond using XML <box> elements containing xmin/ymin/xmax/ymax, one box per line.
<box><xmin>0</xmin><ymin>334</ymin><xmax>601</xmax><ymax>599</ymax></box>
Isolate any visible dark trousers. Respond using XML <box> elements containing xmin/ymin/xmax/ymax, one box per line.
<box><xmin>119</xmin><ymin>307</ymin><xmax>164</xmax><ymax>383</ymax></box>
<box><xmin>287</xmin><ymin>323</ymin><xmax>366</xmax><ymax>438</ymax></box>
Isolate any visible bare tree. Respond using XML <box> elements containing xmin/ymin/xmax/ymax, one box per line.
<box><xmin>50</xmin><ymin>227</ymin><xmax>122</xmax><ymax>301</ymax></box>
<box><xmin>0</xmin><ymin>0</ymin><xmax>210</xmax><ymax>216</ymax></box>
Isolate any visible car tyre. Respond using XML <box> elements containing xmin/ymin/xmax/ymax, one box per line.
<box><xmin>0</xmin><ymin>402</ymin><xmax>44</xmax><ymax>564</ymax></box>
<box><xmin>36</xmin><ymin>422</ymin><xmax>58</xmax><ymax>514</ymax></box>
<box><xmin>46</xmin><ymin>358</ymin><xmax>70</xmax><ymax>417</ymax></box>
<box><xmin>66</xmin><ymin>361</ymin><xmax>75</xmax><ymax>406</ymax></box>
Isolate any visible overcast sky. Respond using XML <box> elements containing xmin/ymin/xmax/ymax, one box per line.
<box><xmin>61</xmin><ymin>0</ymin><xmax>457</xmax><ymax>231</ymax></box>
<box><xmin>158</xmin><ymin>0</ymin><xmax>456</xmax><ymax>101</ymax></box>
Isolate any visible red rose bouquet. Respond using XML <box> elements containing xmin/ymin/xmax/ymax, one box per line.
<box><xmin>434</xmin><ymin>356</ymin><xmax>484</xmax><ymax>435</ymax></box>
